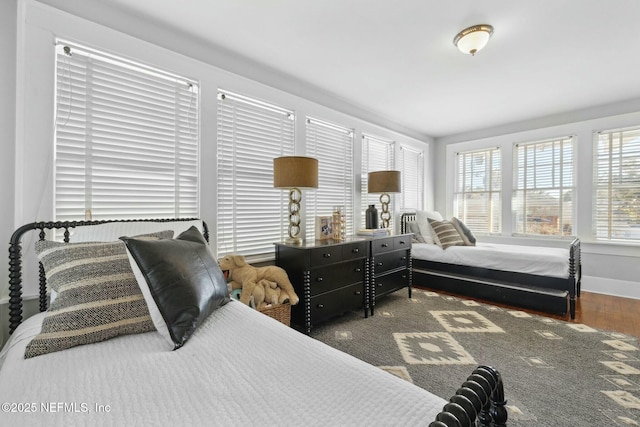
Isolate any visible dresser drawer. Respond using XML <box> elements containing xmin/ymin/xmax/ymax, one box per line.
<box><xmin>373</xmin><ymin>269</ymin><xmax>410</xmax><ymax>298</ymax></box>
<box><xmin>309</xmin><ymin>259</ymin><xmax>365</xmax><ymax>296</ymax></box>
<box><xmin>309</xmin><ymin>245</ymin><xmax>343</xmax><ymax>266</ymax></box>
<box><xmin>342</xmin><ymin>241</ymin><xmax>367</xmax><ymax>260</ymax></box>
<box><xmin>309</xmin><ymin>284</ymin><xmax>365</xmax><ymax>324</ymax></box>
<box><xmin>373</xmin><ymin>251</ymin><xmax>409</xmax><ymax>275</ymax></box>
<box><xmin>393</xmin><ymin>235</ymin><xmax>411</xmax><ymax>251</ymax></box>
<box><xmin>370</xmin><ymin>237</ymin><xmax>395</xmax><ymax>255</ymax></box>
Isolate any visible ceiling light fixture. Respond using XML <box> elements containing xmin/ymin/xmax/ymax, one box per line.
<box><xmin>453</xmin><ymin>24</ymin><xmax>494</xmax><ymax>56</ymax></box>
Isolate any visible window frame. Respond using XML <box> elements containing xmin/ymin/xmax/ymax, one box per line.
<box><xmin>593</xmin><ymin>126</ymin><xmax>640</xmax><ymax>243</ymax></box>
<box><xmin>53</xmin><ymin>41</ymin><xmax>200</xmax><ymax>223</ymax></box>
<box><xmin>361</xmin><ymin>134</ymin><xmax>395</xmax><ymax>229</ymax></box>
<box><xmin>216</xmin><ymin>89</ymin><xmax>295</xmax><ymax>260</ymax></box>
<box><xmin>512</xmin><ymin>136</ymin><xmax>576</xmax><ymax>238</ymax></box>
<box><xmin>304</xmin><ymin>117</ymin><xmax>354</xmax><ymax>241</ymax></box>
<box><xmin>453</xmin><ymin>147</ymin><xmax>502</xmax><ymax>234</ymax></box>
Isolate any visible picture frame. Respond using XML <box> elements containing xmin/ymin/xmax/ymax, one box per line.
<box><xmin>315</xmin><ymin>216</ymin><xmax>333</xmax><ymax>240</ymax></box>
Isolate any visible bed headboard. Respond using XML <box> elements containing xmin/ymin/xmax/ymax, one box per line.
<box><xmin>400</xmin><ymin>213</ymin><xmax>416</xmax><ymax>234</ymax></box>
<box><xmin>8</xmin><ymin>218</ymin><xmax>208</xmax><ymax>334</ymax></box>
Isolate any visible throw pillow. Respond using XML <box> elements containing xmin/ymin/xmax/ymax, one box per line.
<box><xmin>451</xmin><ymin>217</ymin><xmax>477</xmax><ymax>246</ymax></box>
<box><xmin>25</xmin><ymin>230</ymin><xmax>174</xmax><ymax>358</ymax></box>
<box><xmin>122</xmin><ymin>226</ymin><xmax>230</xmax><ymax>350</ymax></box>
<box><xmin>416</xmin><ymin>210</ymin><xmax>444</xmax><ymax>245</ymax></box>
<box><xmin>428</xmin><ymin>219</ymin><xmax>465</xmax><ymax>249</ymax></box>
<box><xmin>407</xmin><ymin>221</ymin><xmax>426</xmax><ymax>243</ymax></box>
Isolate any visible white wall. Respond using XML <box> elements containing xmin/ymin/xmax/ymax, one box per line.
<box><xmin>0</xmin><ymin>0</ymin><xmax>17</xmax><ymax>348</ymax></box>
<box><xmin>1</xmin><ymin>0</ymin><xmax>432</xmax><ymax>312</ymax></box>
<box><xmin>434</xmin><ymin>111</ymin><xmax>640</xmax><ymax>300</ymax></box>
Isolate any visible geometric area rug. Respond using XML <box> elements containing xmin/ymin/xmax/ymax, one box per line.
<box><xmin>310</xmin><ymin>290</ymin><xmax>640</xmax><ymax>427</ymax></box>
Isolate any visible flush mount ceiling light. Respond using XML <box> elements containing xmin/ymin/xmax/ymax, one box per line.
<box><xmin>453</xmin><ymin>24</ymin><xmax>494</xmax><ymax>56</ymax></box>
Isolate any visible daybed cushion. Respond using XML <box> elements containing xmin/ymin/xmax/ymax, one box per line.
<box><xmin>429</xmin><ymin>219</ymin><xmax>465</xmax><ymax>249</ymax></box>
<box><xmin>122</xmin><ymin>226</ymin><xmax>230</xmax><ymax>349</ymax></box>
<box><xmin>26</xmin><ymin>230</ymin><xmax>173</xmax><ymax>358</ymax></box>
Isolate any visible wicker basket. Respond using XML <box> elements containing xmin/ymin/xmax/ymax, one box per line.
<box><xmin>259</xmin><ymin>302</ymin><xmax>291</xmax><ymax>326</ymax></box>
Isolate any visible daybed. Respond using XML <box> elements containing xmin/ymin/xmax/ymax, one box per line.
<box><xmin>2</xmin><ymin>218</ymin><xmax>507</xmax><ymax>427</ymax></box>
<box><xmin>401</xmin><ymin>213</ymin><xmax>582</xmax><ymax>319</ymax></box>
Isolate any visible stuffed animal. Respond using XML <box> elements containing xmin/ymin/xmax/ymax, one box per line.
<box><xmin>219</xmin><ymin>254</ymin><xmax>299</xmax><ymax>306</ymax></box>
<box><xmin>260</xmin><ymin>279</ymin><xmax>281</xmax><ymax>305</ymax></box>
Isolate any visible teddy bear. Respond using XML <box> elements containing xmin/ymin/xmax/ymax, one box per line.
<box><xmin>260</xmin><ymin>279</ymin><xmax>281</xmax><ymax>306</ymax></box>
<box><xmin>219</xmin><ymin>254</ymin><xmax>299</xmax><ymax>307</ymax></box>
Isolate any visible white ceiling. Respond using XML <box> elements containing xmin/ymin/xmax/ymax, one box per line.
<box><xmin>38</xmin><ymin>0</ymin><xmax>640</xmax><ymax>139</ymax></box>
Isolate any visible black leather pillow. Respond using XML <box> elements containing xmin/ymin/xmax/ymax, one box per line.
<box><xmin>121</xmin><ymin>226</ymin><xmax>229</xmax><ymax>349</ymax></box>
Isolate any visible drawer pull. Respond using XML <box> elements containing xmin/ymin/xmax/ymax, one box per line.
<box><xmin>381</xmin><ymin>243</ymin><xmax>389</xmax><ymax>248</ymax></box>
<box><xmin>323</xmin><ymin>253</ymin><xmax>331</xmax><ymax>258</ymax></box>
<box><xmin>352</xmin><ymin>248</ymin><xmax>359</xmax><ymax>253</ymax></box>
<box><xmin>399</xmin><ymin>240</ymin><xmax>406</xmax><ymax>244</ymax></box>
<box><xmin>317</xmin><ymin>303</ymin><xmax>325</xmax><ymax>309</ymax></box>
<box><xmin>355</xmin><ymin>268</ymin><xmax>362</xmax><ymax>272</ymax></box>
<box><xmin>316</xmin><ymin>277</ymin><xmax>323</xmax><ymax>282</ymax></box>
<box><xmin>401</xmin><ymin>256</ymin><xmax>407</xmax><ymax>261</ymax></box>
<box><xmin>377</xmin><ymin>283</ymin><xmax>384</xmax><ymax>287</ymax></box>
<box><xmin>354</xmin><ymin>291</ymin><xmax>362</xmax><ymax>296</ymax></box>
<box><xmin>377</xmin><ymin>262</ymin><xmax>384</xmax><ymax>266</ymax></box>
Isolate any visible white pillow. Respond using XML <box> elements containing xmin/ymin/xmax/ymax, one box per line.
<box><xmin>416</xmin><ymin>210</ymin><xmax>443</xmax><ymax>245</ymax></box>
<box><xmin>72</xmin><ymin>220</ymin><xmax>205</xmax><ymax>243</ymax></box>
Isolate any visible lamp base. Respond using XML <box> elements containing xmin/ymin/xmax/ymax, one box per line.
<box><xmin>380</xmin><ymin>193</ymin><xmax>391</xmax><ymax>229</ymax></box>
<box><xmin>285</xmin><ymin>236</ymin><xmax>303</xmax><ymax>245</ymax></box>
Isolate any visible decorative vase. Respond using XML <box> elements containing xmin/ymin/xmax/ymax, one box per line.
<box><xmin>365</xmin><ymin>204</ymin><xmax>378</xmax><ymax>229</ymax></box>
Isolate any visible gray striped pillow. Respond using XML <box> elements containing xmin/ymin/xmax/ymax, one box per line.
<box><xmin>25</xmin><ymin>231</ymin><xmax>173</xmax><ymax>358</ymax></box>
<box><xmin>428</xmin><ymin>219</ymin><xmax>464</xmax><ymax>249</ymax></box>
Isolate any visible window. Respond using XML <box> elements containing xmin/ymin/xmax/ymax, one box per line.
<box><xmin>361</xmin><ymin>134</ymin><xmax>395</xmax><ymax>228</ymax></box>
<box><xmin>217</xmin><ymin>90</ymin><xmax>295</xmax><ymax>258</ymax></box>
<box><xmin>399</xmin><ymin>146</ymin><xmax>424</xmax><ymax>211</ymax></box>
<box><xmin>54</xmin><ymin>42</ymin><xmax>199</xmax><ymax>221</ymax></box>
<box><xmin>594</xmin><ymin>127</ymin><xmax>640</xmax><ymax>242</ymax></box>
<box><xmin>305</xmin><ymin>117</ymin><xmax>354</xmax><ymax>240</ymax></box>
<box><xmin>454</xmin><ymin>148</ymin><xmax>501</xmax><ymax>233</ymax></box>
<box><xmin>513</xmin><ymin>137</ymin><xmax>575</xmax><ymax>236</ymax></box>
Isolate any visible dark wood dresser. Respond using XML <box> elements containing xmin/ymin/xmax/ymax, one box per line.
<box><xmin>274</xmin><ymin>238</ymin><xmax>369</xmax><ymax>334</ymax></box>
<box><xmin>368</xmin><ymin>234</ymin><xmax>412</xmax><ymax>315</ymax></box>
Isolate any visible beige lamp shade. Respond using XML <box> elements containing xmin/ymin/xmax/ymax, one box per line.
<box><xmin>273</xmin><ymin>156</ymin><xmax>319</xmax><ymax>189</ymax></box>
<box><xmin>368</xmin><ymin>170</ymin><xmax>401</xmax><ymax>193</ymax></box>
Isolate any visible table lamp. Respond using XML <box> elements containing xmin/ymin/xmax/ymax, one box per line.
<box><xmin>368</xmin><ymin>170</ymin><xmax>401</xmax><ymax>229</ymax></box>
<box><xmin>273</xmin><ymin>156</ymin><xmax>319</xmax><ymax>244</ymax></box>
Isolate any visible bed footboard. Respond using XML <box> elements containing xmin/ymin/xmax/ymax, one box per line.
<box><xmin>431</xmin><ymin>365</ymin><xmax>507</xmax><ymax>427</ymax></box>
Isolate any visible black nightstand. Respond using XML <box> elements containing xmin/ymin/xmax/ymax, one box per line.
<box><xmin>274</xmin><ymin>238</ymin><xmax>369</xmax><ymax>334</ymax></box>
<box><xmin>368</xmin><ymin>234</ymin><xmax>412</xmax><ymax>315</ymax></box>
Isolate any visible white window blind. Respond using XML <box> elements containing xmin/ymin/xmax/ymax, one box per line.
<box><xmin>217</xmin><ymin>90</ymin><xmax>295</xmax><ymax>258</ymax></box>
<box><xmin>54</xmin><ymin>42</ymin><xmax>199</xmax><ymax>222</ymax></box>
<box><xmin>594</xmin><ymin>127</ymin><xmax>640</xmax><ymax>242</ymax></box>
<box><xmin>513</xmin><ymin>137</ymin><xmax>575</xmax><ymax>236</ymax></box>
<box><xmin>454</xmin><ymin>148</ymin><xmax>501</xmax><ymax>234</ymax></box>
<box><xmin>361</xmin><ymin>134</ymin><xmax>395</xmax><ymax>228</ymax></box>
<box><xmin>305</xmin><ymin>117</ymin><xmax>354</xmax><ymax>241</ymax></box>
<box><xmin>399</xmin><ymin>146</ymin><xmax>424</xmax><ymax>211</ymax></box>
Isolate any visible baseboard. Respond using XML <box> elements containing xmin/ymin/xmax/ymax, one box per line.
<box><xmin>581</xmin><ymin>275</ymin><xmax>640</xmax><ymax>300</ymax></box>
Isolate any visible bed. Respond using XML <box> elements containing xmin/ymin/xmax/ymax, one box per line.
<box><xmin>2</xmin><ymin>218</ymin><xmax>507</xmax><ymax>427</ymax></box>
<box><xmin>401</xmin><ymin>213</ymin><xmax>582</xmax><ymax>319</ymax></box>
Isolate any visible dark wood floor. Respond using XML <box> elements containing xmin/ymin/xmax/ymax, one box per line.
<box><xmin>416</xmin><ymin>286</ymin><xmax>640</xmax><ymax>338</ymax></box>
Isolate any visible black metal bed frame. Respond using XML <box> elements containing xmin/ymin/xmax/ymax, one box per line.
<box><xmin>7</xmin><ymin>218</ymin><xmax>507</xmax><ymax>427</ymax></box>
<box><xmin>401</xmin><ymin>213</ymin><xmax>582</xmax><ymax>319</ymax></box>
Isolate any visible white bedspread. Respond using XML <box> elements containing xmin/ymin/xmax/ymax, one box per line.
<box><xmin>0</xmin><ymin>301</ymin><xmax>446</xmax><ymax>426</ymax></box>
<box><xmin>412</xmin><ymin>242</ymin><xmax>570</xmax><ymax>279</ymax></box>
